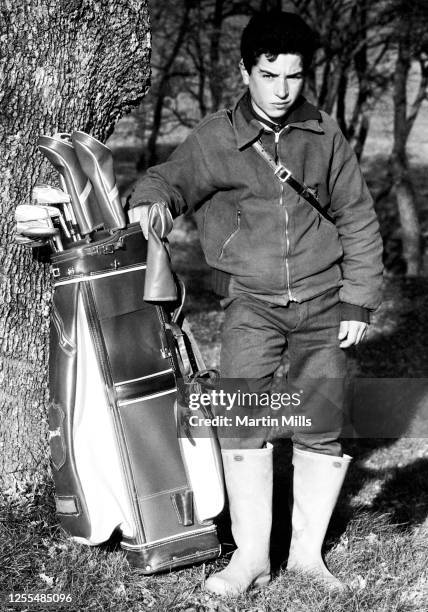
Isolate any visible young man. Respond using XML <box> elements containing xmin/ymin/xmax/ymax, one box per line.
<box><xmin>129</xmin><ymin>12</ymin><xmax>383</xmax><ymax>596</ymax></box>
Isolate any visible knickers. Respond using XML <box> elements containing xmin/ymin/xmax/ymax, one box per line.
<box><xmin>219</xmin><ymin>289</ymin><xmax>348</xmax><ymax>455</ymax></box>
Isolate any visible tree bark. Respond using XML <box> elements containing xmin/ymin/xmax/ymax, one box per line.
<box><xmin>0</xmin><ymin>0</ymin><xmax>150</xmax><ymax>487</ymax></box>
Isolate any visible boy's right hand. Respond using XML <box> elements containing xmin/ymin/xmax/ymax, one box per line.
<box><xmin>129</xmin><ymin>202</ymin><xmax>173</xmax><ymax>241</ymax></box>
<box><xmin>129</xmin><ymin>204</ymin><xmax>150</xmax><ymax>239</ymax></box>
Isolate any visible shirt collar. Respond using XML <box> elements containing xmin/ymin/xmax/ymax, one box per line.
<box><xmin>231</xmin><ymin>90</ymin><xmax>324</xmax><ymax>150</ymax></box>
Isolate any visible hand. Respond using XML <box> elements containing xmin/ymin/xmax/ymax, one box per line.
<box><xmin>129</xmin><ymin>204</ymin><xmax>150</xmax><ymax>239</ymax></box>
<box><xmin>338</xmin><ymin>320</ymin><xmax>368</xmax><ymax>348</ymax></box>
<box><xmin>129</xmin><ymin>202</ymin><xmax>173</xmax><ymax>241</ymax></box>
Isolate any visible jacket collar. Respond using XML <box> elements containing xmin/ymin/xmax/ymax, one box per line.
<box><xmin>232</xmin><ymin>90</ymin><xmax>324</xmax><ymax>150</ymax></box>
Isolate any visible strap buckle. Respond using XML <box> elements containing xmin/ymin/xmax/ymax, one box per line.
<box><xmin>88</xmin><ymin>244</ymin><xmax>115</xmax><ymax>255</ymax></box>
<box><xmin>87</xmin><ymin>237</ymin><xmax>124</xmax><ymax>256</ymax></box>
<box><xmin>274</xmin><ymin>165</ymin><xmax>292</xmax><ymax>183</ymax></box>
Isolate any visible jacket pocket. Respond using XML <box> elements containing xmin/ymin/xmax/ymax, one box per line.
<box><xmin>218</xmin><ymin>209</ymin><xmax>241</xmax><ymax>260</ymax></box>
<box><xmin>304</xmin><ymin>184</ymin><xmax>335</xmax><ymax>227</ymax></box>
<box><xmin>318</xmin><ymin>210</ymin><xmax>335</xmax><ymax>228</ymax></box>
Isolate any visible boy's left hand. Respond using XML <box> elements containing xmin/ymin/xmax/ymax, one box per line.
<box><xmin>338</xmin><ymin>321</ymin><xmax>368</xmax><ymax>348</ymax></box>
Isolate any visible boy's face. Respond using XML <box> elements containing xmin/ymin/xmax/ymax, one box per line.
<box><xmin>240</xmin><ymin>53</ymin><xmax>305</xmax><ymax>122</ymax></box>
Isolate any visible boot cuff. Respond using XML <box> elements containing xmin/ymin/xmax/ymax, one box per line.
<box><xmin>221</xmin><ymin>442</ymin><xmax>273</xmax><ymax>459</ymax></box>
<box><xmin>293</xmin><ymin>447</ymin><xmax>352</xmax><ymax>465</ymax></box>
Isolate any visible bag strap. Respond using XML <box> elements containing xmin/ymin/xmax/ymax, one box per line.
<box><xmin>225</xmin><ymin>108</ymin><xmax>334</xmax><ymax>224</ymax></box>
<box><xmin>251</xmin><ymin>140</ymin><xmax>334</xmax><ymax>224</ymax></box>
<box><xmin>166</xmin><ymin>321</ymin><xmax>193</xmax><ymax>378</ymax></box>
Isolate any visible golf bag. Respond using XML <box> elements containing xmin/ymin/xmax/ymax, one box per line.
<box><xmin>21</xmin><ymin>133</ymin><xmax>225</xmax><ymax>573</ymax></box>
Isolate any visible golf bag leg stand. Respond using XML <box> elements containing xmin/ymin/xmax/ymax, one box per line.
<box><xmin>48</xmin><ymin>224</ymin><xmax>224</xmax><ymax>573</ymax></box>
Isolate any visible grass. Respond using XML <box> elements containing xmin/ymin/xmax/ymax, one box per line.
<box><xmin>1</xmin><ymin>452</ymin><xmax>427</xmax><ymax>612</ymax></box>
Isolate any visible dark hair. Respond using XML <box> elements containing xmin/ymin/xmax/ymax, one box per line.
<box><xmin>241</xmin><ymin>11</ymin><xmax>318</xmax><ymax>73</ymax></box>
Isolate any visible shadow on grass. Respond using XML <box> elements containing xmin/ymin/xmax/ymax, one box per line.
<box><xmin>321</xmin><ymin>277</ymin><xmax>428</xmax><ymax>551</ymax></box>
<box><xmin>370</xmin><ymin>457</ymin><xmax>428</xmax><ymax>526</ymax></box>
<box><xmin>328</xmin><ymin>448</ymin><xmax>428</xmax><ymax>565</ymax></box>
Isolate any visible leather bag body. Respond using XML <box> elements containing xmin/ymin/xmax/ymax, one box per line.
<box><xmin>48</xmin><ymin>223</ymin><xmax>224</xmax><ymax>573</ymax></box>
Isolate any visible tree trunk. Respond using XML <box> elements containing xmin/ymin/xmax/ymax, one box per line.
<box><xmin>390</xmin><ymin>35</ymin><xmax>422</xmax><ymax>277</ymax></box>
<box><xmin>336</xmin><ymin>72</ymin><xmax>348</xmax><ymax>137</ymax></box>
<box><xmin>208</xmin><ymin>0</ymin><xmax>224</xmax><ymax>112</ymax></box>
<box><xmin>392</xmin><ymin>164</ymin><xmax>421</xmax><ymax>276</ymax></box>
<box><xmin>146</xmin><ymin>1</ymin><xmax>191</xmax><ymax>166</ymax></box>
<box><xmin>348</xmin><ymin>0</ymin><xmax>370</xmax><ymax>159</ymax></box>
<box><xmin>0</xmin><ymin>0</ymin><xmax>150</xmax><ymax>488</ymax></box>
<box><xmin>353</xmin><ymin>114</ymin><xmax>370</xmax><ymax>161</ymax></box>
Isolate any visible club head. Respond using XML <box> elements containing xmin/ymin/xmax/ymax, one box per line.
<box><xmin>17</xmin><ymin>224</ymin><xmax>59</xmax><ymax>239</ymax></box>
<box><xmin>38</xmin><ymin>134</ymin><xmax>102</xmax><ymax>235</ymax></box>
<box><xmin>16</xmin><ymin>204</ymin><xmax>63</xmax><ymax>222</ymax></box>
<box><xmin>32</xmin><ymin>184</ymin><xmax>71</xmax><ymax>205</ymax></box>
<box><xmin>71</xmin><ymin>131</ymin><xmax>126</xmax><ymax>230</ymax></box>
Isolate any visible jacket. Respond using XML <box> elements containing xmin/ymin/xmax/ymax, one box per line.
<box><xmin>130</xmin><ymin>93</ymin><xmax>383</xmax><ymax>318</ymax></box>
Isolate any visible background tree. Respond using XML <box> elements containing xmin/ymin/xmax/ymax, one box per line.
<box><xmin>139</xmin><ymin>0</ymin><xmax>265</xmax><ymax>163</ymax></box>
<box><xmin>145</xmin><ymin>0</ymin><xmax>194</xmax><ymax>166</ymax></box>
<box><xmin>290</xmin><ymin>0</ymin><xmax>428</xmax><ymax>275</ymax></box>
<box><xmin>0</xmin><ymin>0</ymin><xmax>151</xmax><ymax>487</ymax></box>
<box><xmin>386</xmin><ymin>0</ymin><xmax>428</xmax><ymax>276</ymax></box>
<box><xmin>140</xmin><ymin>0</ymin><xmax>393</xmax><ymax>163</ymax></box>
<box><xmin>289</xmin><ymin>0</ymin><xmax>392</xmax><ymax>155</ymax></box>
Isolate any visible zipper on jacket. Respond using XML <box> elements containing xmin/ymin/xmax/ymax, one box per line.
<box><xmin>219</xmin><ymin>209</ymin><xmax>241</xmax><ymax>259</ymax></box>
<box><xmin>274</xmin><ymin>127</ymin><xmax>280</xmax><ymax>163</ymax></box>
<box><xmin>275</xmin><ymin>129</ymin><xmax>294</xmax><ymax>301</ymax></box>
<box><xmin>273</xmin><ymin>124</ymin><xmax>288</xmax><ymax>161</ymax></box>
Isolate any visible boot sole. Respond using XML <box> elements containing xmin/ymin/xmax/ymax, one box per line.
<box><xmin>205</xmin><ymin>572</ymin><xmax>271</xmax><ymax>596</ymax></box>
<box><xmin>287</xmin><ymin>563</ymin><xmax>347</xmax><ymax>591</ymax></box>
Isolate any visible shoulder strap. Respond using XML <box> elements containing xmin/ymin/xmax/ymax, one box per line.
<box><xmin>226</xmin><ymin>107</ymin><xmax>333</xmax><ymax>224</ymax></box>
<box><xmin>252</xmin><ymin>140</ymin><xmax>334</xmax><ymax>224</ymax></box>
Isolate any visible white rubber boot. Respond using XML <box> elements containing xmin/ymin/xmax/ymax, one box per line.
<box><xmin>205</xmin><ymin>444</ymin><xmax>273</xmax><ymax>596</ymax></box>
<box><xmin>287</xmin><ymin>447</ymin><xmax>351</xmax><ymax>590</ymax></box>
